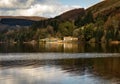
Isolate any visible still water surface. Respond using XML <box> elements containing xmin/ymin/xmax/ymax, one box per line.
<box><xmin>0</xmin><ymin>42</ymin><xmax>120</xmax><ymax>53</ymax></box>
<box><xmin>0</xmin><ymin>43</ymin><xmax>120</xmax><ymax>84</ymax></box>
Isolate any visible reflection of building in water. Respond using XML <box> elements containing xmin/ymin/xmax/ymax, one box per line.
<box><xmin>39</xmin><ymin>42</ymin><xmax>79</xmax><ymax>52</ymax></box>
<box><xmin>44</xmin><ymin>43</ymin><xmax>63</xmax><ymax>52</ymax></box>
<box><xmin>45</xmin><ymin>43</ymin><xmax>79</xmax><ymax>52</ymax></box>
<box><xmin>64</xmin><ymin>43</ymin><xmax>72</xmax><ymax>49</ymax></box>
<box><xmin>63</xmin><ymin>43</ymin><xmax>78</xmax><ymax>52</ymax></box>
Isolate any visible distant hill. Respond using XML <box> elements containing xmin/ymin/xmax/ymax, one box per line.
<box><xmin>0</xmin><ymin>16</ymin><xmax>46</xmax><ymax>21</ymax></box>
<box><xmin>0</xmin><ymin>16</ymin><xmax>46</xmax><ymax>26</ymax></box>
<box><xmin>0</xmin><ymin>18</ymin><xmax>36</xmax><ymax>26</ymax></box>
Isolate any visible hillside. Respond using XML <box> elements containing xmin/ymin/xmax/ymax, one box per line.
<box><xmin>31</xmin><ymin>0</ymin><xmax>120</xmax><ymax>42</ymax></box>
<box><xmin>87</xmin><ymin>0</ymin><xmax>120</xmax><ymax>18</ymax></box>
<box><xmin>32</xmin><ymin>8</ymin><xmax>85</xmax><ymax>29</ymax></box>
<box><xmin>34</xmin><ymin>0</ymin><xmax>120</xmax><ymax>28</ymax></box>
<box><xmin>55</xmin><ymin>8</ymin><xmax>85</xmax><ymax>21</ymax></box>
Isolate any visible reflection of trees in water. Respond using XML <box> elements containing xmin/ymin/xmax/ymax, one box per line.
<box><xmin>39</xmin><ymin>43</ymin><xmax>79</xmax><ymax>53</ymax></box>
<box><xmin>93</xmin><ymin>57</ymin><xmax>120</xmax><ymax>78</ymax></box>
<box><xmin>105</xmin><ymin>43</ymin><xmax>120</xmax><ymax>53</ymax></box>
<box><xmin>39</xmin><ymin>43</ymin><xmax>64</xmax><ymax>52</ymax></box>
<box><xmin>39</xmin><ymin>43</ymin><xmax>120</xmax><ymax>53</ymax></box>
<box><xmin>0</xmin><ymin>43</ymin><xmax>120</xmax><ymax>53</ymax></box>
<box><xmin>0</xmin><ymin>43</ymin><xmax>39</xmax><ymax>53</ymax></box>
<box><xmin>79</xmin><ymin>43</ymin><xmax>120</xmax><ymax>53</ymax></box>
<box><xmin>0</xmin><ymin>57</ymin><xmax>120</xmax><ymax>78</ymax></box>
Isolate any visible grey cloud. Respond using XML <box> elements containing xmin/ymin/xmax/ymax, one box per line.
<box><xmin>0</xmin><ymin>0</ymin><xmax>58</xmax><ymax>9</ymax></box>
<box><xmin>34</xmin><ymin>0</ymin><xmax>59</xmax><ymax>4</ymax></box>
<box><xmin>0</xmin><ymin>0</ymin><xmax>34</xmax><ymax>9</ymax></box>
<box><xmin>0</xmin><ymin>0</ymin><xmax>80</xmax><ymax>17</ymax></box>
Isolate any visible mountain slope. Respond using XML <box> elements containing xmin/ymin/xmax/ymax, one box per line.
<box><xmin>32</xmin><ymin>0</ymin><xmax>120</xmax><ymax>31</ymax></box>
<box><xmin>87</xmin><ymin>0</ymin><xmax>120</xmax><ymax>18</ymax></box>
<box><xmin>32</xmin><ymin>8</ymin><xmax>85</xmax><ymax>29</ymax></box>
<box><xmin>55</xmin><ymin>8</ymin><xmax>85</xmax><ymax>21</ymax></box>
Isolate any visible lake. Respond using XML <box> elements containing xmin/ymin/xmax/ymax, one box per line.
<box><xmin>0</xmin><ymin>43</ymin><xmax>120</xmax><ymax>84</ymax></box>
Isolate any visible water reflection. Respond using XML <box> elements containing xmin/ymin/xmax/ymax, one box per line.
<box><xmin>0</xmin><ymin>57</ymin><xmax>120</xmax><ymax>84</ymax></box>
<box><xmin>0</xmin><ymin>43</ymin><xmax>120</xmax><ymax>53</ymax></box>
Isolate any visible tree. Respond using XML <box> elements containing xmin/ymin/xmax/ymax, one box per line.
<box><xmin>104</xmin><ymin>15</ymin><xmax>120</xmax><ymax>41</ymax></box>
<box><xmin>47</xmin><ymin>25</ymin><xmax>54</xmax><ymax>36</ymax></box>
<box><xmin>58</xmin><ymin>21</ymin><xmax>75</xmax><ymax>36</ymax></box>
<box><xmin>94</xmin><ymin>27</ymin><xmax>104</xmax><ymax>43</ymax></box>
<box><xmin>83</xmin><ymin>23</ymin><xmax>94</xmax><ymax>41</ymax></box>
<box><xmin>75</xmin><ymin>11</ymin><xmax>94</xmax><ymax>27</ymax></box>
<box><xmin>94</xmin><ymin>18</ymin><xmax>104</xmax><ymax>42</ymax></box>
<box><xmin>37</xmin><ymin>28</ymin><xmax>48</xmax><ymax>39</ymax></box>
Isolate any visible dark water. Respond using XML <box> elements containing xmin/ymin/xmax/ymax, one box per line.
<box><xmin>0</xmin><ymin>42</ymin><xmax>120</xmax><ymax>53</ymax></box>
<box><xmin>0</xmin><ymin>43</ymin><xmax>120</xmax><ymax>84</ymax></box>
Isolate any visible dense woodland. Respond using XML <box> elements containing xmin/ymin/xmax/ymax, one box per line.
<box><xmin>0</xmin><ymin>0</ymin><xmax>120</xmax><ymax>43</ymax></box>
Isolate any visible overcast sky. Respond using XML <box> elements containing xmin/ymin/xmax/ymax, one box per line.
<box><xmin>0</xmin><ymin>0</ymin><xmax>102</xmax><ymax>17</ymax></box>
